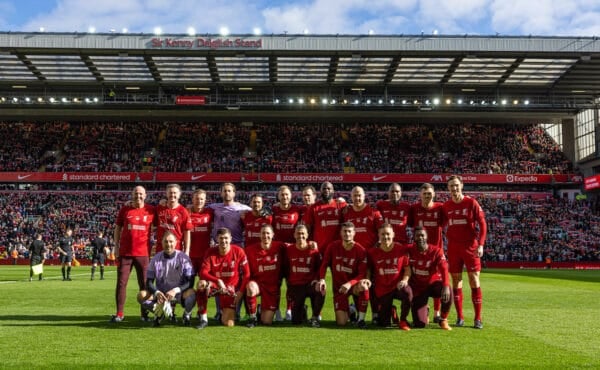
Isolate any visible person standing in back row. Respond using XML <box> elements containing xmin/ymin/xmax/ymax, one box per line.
<box><xmin>111</xmin><ymin>185</ymin><xmax>155</xmax><ymax>323</ymax></box>
<box><xmin>155</xmin><ymin>183</ymin><xmax>192</xmax><ymax>255</ymax></box>
<box><xmin>443</xmin><ymin>175</ymin><xmax>487</xmax><ymax>329</ymax></box>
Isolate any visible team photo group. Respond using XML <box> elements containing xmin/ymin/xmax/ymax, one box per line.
<box><xmin>109</xmin><ymin>175</ymin><xmax>486</xmax><ymax>331</ymax></box>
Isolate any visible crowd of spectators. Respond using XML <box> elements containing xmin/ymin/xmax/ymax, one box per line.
<box><xmin>1</xmin><ymin>190</ymin><xmax>597</xmax><ymax>263</ymax></box>
<box><xmin>1</xmin><ymin>120</ymin><xmax>592</xmax><ymax>264</ymax></box>
<box><xmin>1</xmin><ymin>121</ymin><xmax>577</xmax><ymax>175</ymax></box>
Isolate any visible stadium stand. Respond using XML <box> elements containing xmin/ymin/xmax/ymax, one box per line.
<box><xmin>0</xmin><ymin>121</ymin><xmax>578</xmax><ymax>175</ymax></box>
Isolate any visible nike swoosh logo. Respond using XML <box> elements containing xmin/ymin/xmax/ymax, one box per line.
<box><xmin>372</xmin><ymin>175</ymin><xmax>386</xmax><ymax>181</ymax></box>
<box><xmin>17</xmin><ymin>174</ymin><xmax>32</xmax><ymax>180</ymax></box>
<box><xmin>191</xmin><ymin>175</ymin><xmax>205</xmax><ymax>180</ymax></box>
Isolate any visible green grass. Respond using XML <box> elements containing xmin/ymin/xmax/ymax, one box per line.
<box><xmin>1</xmin><ymin>266</ymin><xmax>599</xmax><ymax>369</ymax></box>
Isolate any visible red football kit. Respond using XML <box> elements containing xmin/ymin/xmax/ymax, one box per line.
<box><xmin>376</xmin><ymin>200</ymin><xmax>411</xmax><ymax>243</ymax></box>
<box><xmin>410</xmin><ymin>202</ymin><xmax>444</xmax><ymax>248</ymax></box>
<box><xmin>284</xmin><ymin>242</ymin><xmax>324</xmax><ymax>324</ymax></box>
<box><xmin>319</xmin><ymin>240</ymin><xmax>369</xmax><ymax>312</ymax></box>
<box><xmin>116</xmin><ymin>204</ymin><xmax>155</xmax><ymax>256</ymax></box>
<box><xmin>443</xmin><ymin>195</ymin><xmax>487</xmax><ymax>323</ymax></box>
<box><xmin>406</xmin><ymin>244</ymin><xmax>449</xmax><ymax>296</ymax></box>
<box><xmin>242</xmin><ymin>212</ymin><xmax>273</xmax><ymax>246</ymax></box>
<box><xmin>406</xmin><ymin>243</ymin><xmax>453</xmax><ymax>327</ymax></box>
<box><xmin>197</xmin><ymin>245</ymin><xmax>250</xmax><ymax>311</ymax></box>
<box><xmin>442</xmin><ymin>195</ymin><xmax>487</xmax><ymax>273</ymax></box>
<box><xmin>188</xmin><ymin>207</ymin><xmax>214</xmax><ymax>272</ymax></box>
<box><xmin>285</xmin><ymin>243</ymin><xmax>321</xmax><ymax>286</ymax></box>
<box><xmin>303</xmin><ymin>199</ymin><xmax>346</xmax><ymax>253</ymax></box>
<box><xmin>272</xmin><ymin>204</ymin><xmax>302</xmax><ymax>243</ymax></box>
<box><xmin>342</xmin><ymin>205</ymin><xmax>383</xmax><ymax>248</ymax></box>
<box><xmin>155</xmin><ymin>203</ymin><xmax>193</xmax><ymax>253</ymax></box>
<box><xmin>245</xmin><ymin>241</ymin><xmax>285</xmax><ymax>312</ymax></box>
<box><xmin>367</xmin><ymin>242</ymin><xmax>410</xmax><ymax>298</ymax></box>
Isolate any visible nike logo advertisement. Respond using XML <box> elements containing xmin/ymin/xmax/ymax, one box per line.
<box><xmin>372</xmin><ymin>175</ymin><xmax>386</xmax><ymax>181</ymax></box>
<box><xmin>17</xmin><ymin>174</ymin><xmax>32</xmax><ymax>180</ymax></box>
<box><xmin>191</xmin><ymin>175</ymin><xmax>205</xmax><ymax>181</ymax></box>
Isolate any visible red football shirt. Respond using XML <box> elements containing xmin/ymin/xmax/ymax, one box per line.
<box><xmin>406</xmin><ymin>243</ymin><xmax>449</xmax><ymax>296</ymax></box>
<box><xmin>367</xmin><ymin>242</ymin><xmax>410</xmax><ymax>297</ymax></box>
<box><xmin>442</xmin><ymin>196</ymin><xmax>487</xmax><ymax>249</ymax></box>
<box><xmin>319</xmin><ymin>240</ymin><xmax>367</xmax><ymax>292</ymax></box>
<box><xmin>342</xmin><ymin>204</ymin><xmax>383</xmax><ymax>248</ymax></box>
<box><xmin>410</xmin><ymin>202</ymin><xmax>444</xmax><ymax>248</ymax></box>
<box><xmin>189</xmin><ymin>207</ymin><xmax>214</xmax><ymax>259</ymax></box>
<box><xmin>242</xmin><ymin>212</ymin><xmax>273</xmax><ymax>246</ymax></box>
<box><xmin>115</xmin><ymin>204</ymin><xmax>155</xmax><ymax>257</ymax></box>
<box><xmin>375</xmin><ymin>200</ymin><xmax>411</xmax><ymax>243</ymax></box>
<box><xmin>272</xmin><ymin>204</ymin><xmax>302</xmax><ymax>243</ymax></box>
<box><xmin>284</xmin><ymin>242</ymin><xmax>321</xmax><ymax>286</ymax></box>
<box><xmin>155</xmin><ymin>203</ymin><xmax>193</xmax><ymax>252</ymax></box>
<box><xmin>245</xmin><ymin>241</ymin><xmax>285</xmax><ymax>294</ymax></box>
<box><xmin>303</xmin><ymin>199</ymin><xmax>346</xmax><ymax>252</ymax></box>
<box><xmin>200</xmin><ymin>244</ymin><xmax>250</xmax><ymax>290</ymax></box>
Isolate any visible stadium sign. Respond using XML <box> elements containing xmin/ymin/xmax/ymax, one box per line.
<box><xmin>0</xmin><ymin>172</ymin><xmax>583</xmax><ymax>184</ymax></box>
<box><xmin>150</xmin><ymin>37</ymin><xmax>263</xmax><ymax>49</ymax></box>
<box><xmin>584</xmin><ymin>174</ymin><xmax>600</xmax><ymax>191</ymax></box>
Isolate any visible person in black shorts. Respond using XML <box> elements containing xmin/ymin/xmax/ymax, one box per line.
<box><xmin>57</xmin><ymin>228</ymin><xmax>75</xmax><ymax>281</ymax></box>
<box><xmin>90</xmin><ymin>230</ymin><xmax>109</xmax><ymax>280</ymax></box>
<box><xmin>29</xmin><ymin>233</ymin><xmax>46</xmax><ymax>281</ymax></box>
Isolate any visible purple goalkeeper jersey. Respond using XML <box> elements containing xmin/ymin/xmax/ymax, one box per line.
<box><xmin>147</xmin><ymin>250</ymin><xmax>194</xmax><ymax>292</ymax></box>
<box><xmin>209</xmin><ymin>202</ymin><xmax>251</xmax><ymax>245</ymax></box>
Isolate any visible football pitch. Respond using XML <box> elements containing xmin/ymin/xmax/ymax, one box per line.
<box><xmin>1</xmin><ymin>266</ymin><xmax>598</xmax><ymax>369</ymax></box>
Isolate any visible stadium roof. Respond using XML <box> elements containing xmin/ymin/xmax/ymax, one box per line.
<box><xmin>1</xmin><ymin>32</ymin><xmax>599</xmax><ymax>121</ymax></box>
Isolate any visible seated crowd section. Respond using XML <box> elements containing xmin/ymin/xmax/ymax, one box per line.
<box><xmin>1</xmin><ymin>189</ymin><xmax>598</xmax><ymax>264</ymax></box>
<box><xmin>0</xmin><ymin>121</ymin><xmax>576</xmax><ymax>174</ymax></box>
<box><xmin>0</xmin><ymin>120</ymin><xmax>596</xmax><ymax>264</ymax></box>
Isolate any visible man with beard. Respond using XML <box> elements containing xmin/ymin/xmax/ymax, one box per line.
<box><xmin>407</xmin><ymin>226</ymin><xmax>453</xmax><ymax>331</ymax></box>
<box><xmin>376</xmin><ymin>183</ymin><xmax>411</xmax><ymax>244</ymax></box>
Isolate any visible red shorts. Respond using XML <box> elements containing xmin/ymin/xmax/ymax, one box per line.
<box><xmin>333</xmin><ymin>291</ymin><xmax>354</xmax><ymax>312</ymax></box>
<box><xmin>447</xmin><ymin>240</ymin><xmax>481</xmax><ymax>273</ymax></box>
<box><xmin>252</xmin><ymin>281</ymin><xmax>281</xmax><ymax>312</ymax></box>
